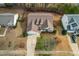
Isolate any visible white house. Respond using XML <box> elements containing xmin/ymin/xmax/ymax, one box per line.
<box><xmin>61</xmin><ymin>14</ymin><xmax>79</xmax><ymax>35</ymax></box>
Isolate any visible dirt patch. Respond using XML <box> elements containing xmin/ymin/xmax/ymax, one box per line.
<box><xmin>53</xmin><ymin>35</ymin><xmax>72</xmax><ymax>51</ymax></box>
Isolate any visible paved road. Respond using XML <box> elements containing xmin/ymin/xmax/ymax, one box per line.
<box><xmin>67</xmin><ymin>35</ymin><xmax>79</xmax><ymax>55</ymax></box>
<box><xmin>27</xmin><ymin>34</ymin><xmax>40</xmax><ymax>56</ymax></box>
<box><xmin>35</xmin><ymin>51</ymin><xmax>73</xmax><ymax>54</ymax></box>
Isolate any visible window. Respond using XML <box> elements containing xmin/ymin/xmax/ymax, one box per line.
<box><xmin>68</xmin><ymin>18</ymin><xmax>74</xmax><ymax>24</ymax></box>
<box><xmin>67</xmin><ymin>25</ymin><xmax>71</xmax><ymax>30</ymax></box>
<box><xmin>71</xmin><ymin>23</ymin><xmax>77</xmax><ymax>28</ymax></box>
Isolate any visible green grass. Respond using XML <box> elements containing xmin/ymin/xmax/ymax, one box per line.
<box><xmin>60</xmin><ymin>4</ymin><xmax>79</xmax><ymax>14</ymax></box>
<box><xmin>48</xmin><ymin>4</ymin><xmax>79</xmax><ymax>14</ymax></box>
<box><xmin>63</xmin><ymin>5</ymin><xmax>79</xmax><ymax>14</ymax></box>
<box><xmin>35</xmin><ymin>34</ymin><xmax>57</xmax><ymax>51</ymax></box>
<box><xmin>36</xmin><ymin>54</ymin><xmax>52</xmax><ymax>56</ymax></box>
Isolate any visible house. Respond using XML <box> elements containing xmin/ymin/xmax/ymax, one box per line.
<box><xmin>27</xmin><ymin>13</ymin><xmax>54</xmax><ymax>35</ymax></box>
<box><xmin>0</xmin><ymin>13</ymin><xmax>18</xmax><ymax>37</ymax></box>
<box><xmin>0</xmin><ymin>3</ymin><xmax>16</xmax><ymax>7</ymax></box>
<box><xmin>61</xmin><ymin>14</ymin><xmax>79</xmax><ymax>35</ymax></box>
<box><xmin>0</xmin><ymin>3</ymin><xmax>5</xmax><ymax>7</ymax></box>
<box><xmin>0</xmin><ymin>13</ymin><xmax>19</xmax><ymax>27</ymax></box>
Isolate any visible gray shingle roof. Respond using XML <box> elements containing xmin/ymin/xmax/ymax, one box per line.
<box><xmin>0</xmin><ymin>13</ymin><xmax>18</xmax><ymax>26</ymax></box>
<box><xmin>40</xmin><ymin>19</ymin><xmax>48</xmax><ymax>30</ymax></box>
<box><xmin>0</xmin><ymin>15</ymin><xmax>14</xmax><ymax>26</ymax></box>
<box><xmin>67</xmin><ymin>15</ymin><xmax>79</xmax><ymax>30</ymax></box>
<box><xmin>62</xmin><ymin>14</ymin><xmax>79</xmax><ymax>34</ymax></box>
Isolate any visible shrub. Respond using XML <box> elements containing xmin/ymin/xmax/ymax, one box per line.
<box><xmin>76</xmin><ymin>34</ymin><xmax>79</xmax><ymax>37</ymax></box>
<box><xmin>22</xmin><ymin>32</ymin><xmax>28</xmax><ymax>37</ymax></box>
<box><xmin>62</xmin><ymin>30</ymin><xmax>67</xmax><ymax>35</ymax></box>
<box><xmin>52</xmin><ymin>30</ymin><xmax>57</xmax><ymax>34</ymax></box>
<box><xmin>37</xmin><ymin>54</ymin><xmax>51</xmax><ymax>56</ymax></box>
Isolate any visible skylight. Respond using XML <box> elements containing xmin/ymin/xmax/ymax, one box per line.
<box><xmin>68</xmin><ymin>17</ymin><xmax>74</xmax><ymax>24</ymax></box>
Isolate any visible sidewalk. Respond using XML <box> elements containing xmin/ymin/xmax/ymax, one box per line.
<box><xmin>27</xmin><ymin>33</ymin><xmax>40</xmax><ymax>56</ymax></box>
<box><xmin>67</xmin><ymin>35</ymin><xmax>79</xmax><ymax>55</ymax></box>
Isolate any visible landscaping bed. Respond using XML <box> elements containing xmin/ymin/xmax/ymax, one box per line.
<box><xmin>35</xmin><ymin>54</ymin><xmax>52</xmax><ymax>56</ymax></box>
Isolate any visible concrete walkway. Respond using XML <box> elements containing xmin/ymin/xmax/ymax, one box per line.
<box><xmin>67</xmin><ymin>35</ymin><xmax>79</xmax><ymax>55</ymax></box>
<box><xmin>0</xmin><ymin>50</ymin><xmax>26</xmax><ymax>56</ymax></box>
<box><xmin>0</xmin><ymin>27</ymin><xmax>8</xmax><ymax>37</ymax></box>
<box><xmin>27</xmin><ymin>34</ymin><xmax>40</xmax><ymax>56</ymax></box>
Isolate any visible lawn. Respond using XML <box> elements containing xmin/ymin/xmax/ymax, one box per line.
<box><xmin>35</xmin><ymin>31</ymin><xmax>72</xmax><ymax>52</ymax></box>
<box><xmin>35</xmin><ymin>33</ymin><xmax>58</xmax><ymax>51</ymax></box>
<box><xmin>35</xmin><ymin>54</ymin><xmax>52</xmax><ymax>56</ymax></box>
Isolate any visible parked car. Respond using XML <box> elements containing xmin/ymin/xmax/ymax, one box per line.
<box><xmin>70</xmin><ymin>35</ymin><xmax>77</xmax><ymax>43</ymax></box>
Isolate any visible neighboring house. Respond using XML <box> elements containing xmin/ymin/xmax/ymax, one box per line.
<box><xmin>0</xmin><ymin>13</ymin><xmax>19</xmax><ymax>27</ymax></box>
<box><xmin>0</xmin><ymin>3</ymin><xmax>5</xmax><ymax>7</ymax></box>
<box><xmin>0</xmin><ymin>13</ymin><xmax>18</xmax><ymax>37</ymax></box>
<box><xmin>27</xmin><ymin>13</ymin><xmax>54</xmax><ymax>35</ymax></box>
<box><xmin>61</xmin><ymin>14</ymin><xmax>79</xmax><ymax>43</ymax></box>
<box><xmin>0</xmin><ymin>3</ymin><xmax>16</xmax><ymax>7</ymax></box>
<box><xmin>61</xmin><ymin>14</ymin><xmax>79</xmax><ymax>35</ymax></box>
